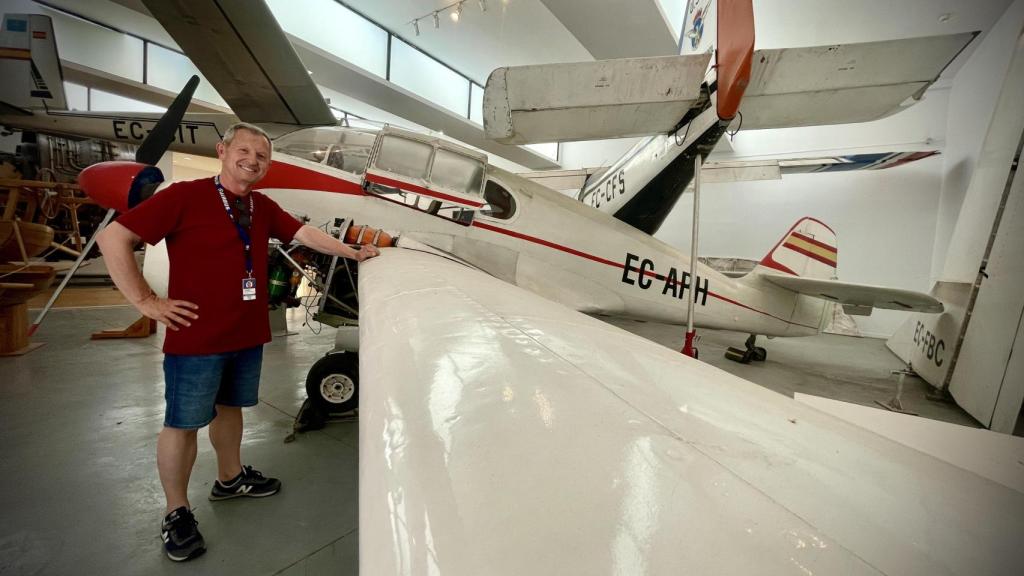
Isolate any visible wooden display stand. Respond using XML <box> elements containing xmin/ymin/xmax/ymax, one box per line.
<box><xmin>91</xmin><ymin>315</ymin><xmax>156</xmax><ymax>340</ymax></box>
<box><xmin>0</xmin><ymin>265</ymin><xmax>56</xmax><ymax>356</ymax></box>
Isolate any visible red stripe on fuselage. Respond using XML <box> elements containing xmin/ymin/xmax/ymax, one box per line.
<box><xmin>472</xmin><ymin>221</ymin><xmax>621</xmax><ymax>268</ymax></box>
<box><xmin>472</xmin><ymin>221</ymin><xmax>816</xmax><ymax>329</ymax></box>
<box><xmin>255</xmin><ymin>161</ymin><xmax>364</xmax><ymax>195</ymax></box>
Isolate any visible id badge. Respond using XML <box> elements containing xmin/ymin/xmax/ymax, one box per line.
<box><xmin>242</xmin><ymin>277</ymin><xmax>257</xmax><ymax>301</ymax></box>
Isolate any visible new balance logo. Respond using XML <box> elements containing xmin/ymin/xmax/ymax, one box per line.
<box><xmin>162</xmin><ymin>531</ymin><xmax>170</xmax><ymax>543</ymax></box>
<box><xmin>234</xmin><ymin>484</ymin><xmax>252</xmax><ymax>495</ymax></box>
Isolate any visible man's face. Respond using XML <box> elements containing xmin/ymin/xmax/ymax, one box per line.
<box><xmin>216</xmin><ymin>129</ymin><xmax>271</xmax><ymax>190</ymax></box>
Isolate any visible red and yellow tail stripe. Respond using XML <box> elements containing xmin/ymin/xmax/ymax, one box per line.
<box><xmin>783</xmin><ymin>232</ymin><xmax>837</xmax><ymax>267</ymax></box>
<box><xmin>0</xmin><ymin>47</ymin><xmax>31</xmax><ymax>61</ymax></box>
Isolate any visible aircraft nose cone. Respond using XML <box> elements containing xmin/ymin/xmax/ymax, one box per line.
<box><xmin>78</xmin><ymin>161</ymin><xmax>165</xmax><ymax>213</ymax></box>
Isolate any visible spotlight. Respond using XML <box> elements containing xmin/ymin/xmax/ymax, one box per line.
<box><xmin>433</xmin><ymin>11</ymin><xmax>440</xmax><ymax>28</ymax></box>
<box><xmin>451</xmin><ymin>3</ymin><xmax>462</xmax><ymax>22</ymax></box>
<box><xmin>413</xmin><ymin>19</ymin><xmax>420</xmax><ymax>35</ymax></box>
<box><xmin>478</xmin><ymin>0</ymin><xmax>487</xmax><ymax>11</ymax></box>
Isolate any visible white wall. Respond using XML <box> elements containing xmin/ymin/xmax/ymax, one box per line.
<box><xmin>655</xmin><ymin>157</ymin><xmax>944</xmax><ymax>338</ymax></box>
<box><xmin>932</xmin><ymin>0</ymin><xmax>1024</xmax><ymax>280</ymax></box>
<box><xmin>559</xmin><ymin>137</ymin><xmax>641</xmax><ymax>170</ymax></box>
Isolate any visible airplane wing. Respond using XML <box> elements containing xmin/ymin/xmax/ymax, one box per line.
<box><xmin>738</xmin><ymin>33</ymin><xmax>977</xmax><ymax>130</ymax></box>
<box><xmin>518</xmin><ymin>151</ymin><xmax>938</xmax><ymax>193</ymax></box>
<box><xmin>483</xmin><ymin>34</ymin><xmax>974</xmax><ymax>144</ymax></box>
<box><xmin>761</xmin><ymin>273</ymin><xmax>944</xmax><ymax>313</ymax></box>
<box><xmin>484</xmin><ymin>54</ymin><xmax>712</xmax><ymax>144</ymax></box>
<box><xmin>140</xmin><ymin>0</ymin><xmax>335</xmax><ymax>127</ymax></box>
<box><xmin>358</xmin><ymin>248</ymin><xmax>1019</xmax><ymax>575</ymax></box>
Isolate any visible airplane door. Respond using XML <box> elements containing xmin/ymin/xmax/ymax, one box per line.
<box><xmin>363</xmin><ymin>126</ymin><xmax>488</xmax><ymax>225</ymax></box>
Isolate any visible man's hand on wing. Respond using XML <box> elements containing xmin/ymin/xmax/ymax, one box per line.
<box><xmin>137</xmin><ymin>293</ymin><xmax>199</xmax><ymax>331</ymax></box>
<box><xmin>353</xmin><ymin>244</ymin><xmax>381</xmax><ymax>262</ymax></box>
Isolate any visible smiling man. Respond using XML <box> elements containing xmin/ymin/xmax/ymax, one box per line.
<box><xmin>96</xmin><ymin>122</ymin><xmax>379</xmax><ymax>562</ymax></box>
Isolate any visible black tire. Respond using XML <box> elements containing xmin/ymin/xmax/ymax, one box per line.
<box><xmin>305</xmin><ymin>352</ymin><xmax>359</xmax><ymax>414</ymax></box>
<box><xmin>724</xmin><ymin>346</ymin><xmax>752</xmax><ymax>364</ymax></box>
<box><xmin>752</xmin><ymin>346</ymin><xmax>767</xmax><ymax>362</ymax></box>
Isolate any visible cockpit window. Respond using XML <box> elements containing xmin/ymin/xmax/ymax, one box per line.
<box><xmin>481</xmin><ymin>180</ymin><xmax>516</xmax><ymax>219</ymax></box>
<box><xmin>274</xmin><ymin>127</ymin><xmax>375</xmax><ymax>175</ymax></box>
<box><xmin>375</xmin><ymin>135</ymin><xmax>433</xmax><ymax>181</ymax></box>
<box><xmin>430</xmin><ymin>148</ymin><xmax>484</xmax><ymax>196</ymax></box>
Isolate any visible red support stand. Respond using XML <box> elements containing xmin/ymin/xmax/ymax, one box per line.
<box><xmin>681</xmin><ymin>329</ymin><xmax>698</xmax><ymax>358</ymax></box>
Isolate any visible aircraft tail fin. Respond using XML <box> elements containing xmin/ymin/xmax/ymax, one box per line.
<box><xmin>754</xmin><ymin>217</ymin><xmax>837</xmax><ymax>279</ymax></box>
<box><xmin>0</xmin><ymin>14</ymin><xmax>66</xmax><ymax>111</ymax></box>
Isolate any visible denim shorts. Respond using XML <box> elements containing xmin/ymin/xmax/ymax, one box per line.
<box><xmin>162</xmin><ymin>345</ymin><xmax>264</xmax><ymax>429</ymax></box>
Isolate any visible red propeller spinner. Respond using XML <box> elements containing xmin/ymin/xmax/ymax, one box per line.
<box><xmin>77</xmin><ymin>161</ymin><xmax>165</xmax><ymax>213</ymax></box>
<box><xmin>76</xmin><ymin>74</ymin><xmax>199</xmax><ymax>212</ymax></box>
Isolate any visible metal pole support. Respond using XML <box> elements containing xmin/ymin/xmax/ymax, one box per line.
<box><xmin>682</xmin><ymin>155</ymin><xmax>701</xmax><ymax>358</ymax></box>
<box><xmin>874</xmin><ymin>366</ymin><xmax>919</xmax><ymax>415</ymax></box>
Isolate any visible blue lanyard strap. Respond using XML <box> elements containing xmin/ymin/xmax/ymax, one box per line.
<box><xmin>214</xmin><ymin>176</ymin><xmax>255</xmax><ymax>276</ymax></box>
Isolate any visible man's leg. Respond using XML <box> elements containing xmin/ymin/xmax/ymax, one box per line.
<box><xmin>207</xmin><ymin>346</ymin><xmax>280</xmax><ymax>500</ymax></box>
<box><xmin>157</xmin><ymin>427</ymin><xmax>199</xmax><ymax>512</ymax></box>
<box><xmin>209</xmin><ymin>405</ymin><xmax>243</xmax><ymax>482</ymax></box>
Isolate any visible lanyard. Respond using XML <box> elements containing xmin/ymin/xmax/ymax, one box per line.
<box><xmin>214</xmin><ymin>175</ymin><xmax>255</xmax><ymax>277</ymax></box>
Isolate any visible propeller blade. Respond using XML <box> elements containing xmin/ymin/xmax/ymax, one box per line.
<box><xmin>135</xmin><ymin>75</ymin><xmax>200</xmax><ymax>165</ymax></box>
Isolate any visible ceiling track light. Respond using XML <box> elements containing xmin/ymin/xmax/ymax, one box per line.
<box><xmin>411</xmin><ymin>0</ymin><xmax>492</xmax><ymax>36</ymax></box>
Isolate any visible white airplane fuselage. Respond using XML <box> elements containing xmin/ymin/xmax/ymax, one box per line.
<box><xmin>254</xmin><ymin>127</ymin><xmax>825</xmax><ymax>339</ymax></box>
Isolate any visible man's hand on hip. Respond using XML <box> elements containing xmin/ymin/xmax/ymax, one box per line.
<box><xmin>137</xmin><ymin>293</ymin><xmax>199</xmax><ymax>331</ymax></box>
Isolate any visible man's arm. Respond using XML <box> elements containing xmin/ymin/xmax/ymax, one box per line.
<box><xmin>293</xmin><ymin>225</ymin><xmax>380</xmax><ymax>261</ymax></box>
<box><xmin>95</xmin><ymin>222</ymin><xmax>198</xmax><ymax>331</ymax></box>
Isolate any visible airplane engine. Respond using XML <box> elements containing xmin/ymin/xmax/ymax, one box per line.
<box><xmin>77</xmin><ymin>160</ymin><xmax>165</xmax><ymax>213</ymax></box>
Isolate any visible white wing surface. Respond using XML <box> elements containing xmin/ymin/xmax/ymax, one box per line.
<box><xmin>761</xmin><ymin>274</ymin><xmax>944</xmax><ymax>313</ymax></box>
<box><xmin>738</xmin><ymin>33</ymin><xmax>976</xmax><ymax>130</ymax></box>
<box><xmin>141</xmin><ymin>0</ymin><xmax>336</xmax><ymax>127</ymax></box>
<box><xmin>358</xmin><ymin>248</ymin><xmax>1020</xmax><ymax>575</ymax></box>
<box><xmin>483</xmin><ymin>54</ymin><xmax>712</xmax><ymax>145</ymax></box>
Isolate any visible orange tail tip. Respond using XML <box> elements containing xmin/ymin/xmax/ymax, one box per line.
<box><xmin>344</xmin><ymin>224</ymin><xmax>395</xmax><ymax>248</ymax></box>
<box><xmin>757</xmin><ymin>217</ymin><xmax>837</xmax><ymax>279</ymax></box>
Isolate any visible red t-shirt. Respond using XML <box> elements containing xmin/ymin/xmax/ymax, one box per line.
<box><xmin>117</xmin><ymin>177</ymin><xmax>303</xmax><ymax>354</ymax></box>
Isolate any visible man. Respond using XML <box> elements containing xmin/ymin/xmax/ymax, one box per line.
<box><xmin>96</xmin><ymin>122</ymin><xmax>379</xmax><ymax>562</ymax></box>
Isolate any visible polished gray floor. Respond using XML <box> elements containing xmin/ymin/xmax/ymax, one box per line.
<box><xmin>0</xmin><ymin>305</ymin><xmax>981</xmax><ymax>575</ymax></box>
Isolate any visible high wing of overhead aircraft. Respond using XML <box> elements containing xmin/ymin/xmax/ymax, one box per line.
<box><xmin>483</xmin><ymin>28</ymin><xmax>974</xmax><ymax>234</ymax></box>
<box><xmin>0</xmin><ymin>4</ymin><xmax>333</xmax><ymax>154</ymax></box>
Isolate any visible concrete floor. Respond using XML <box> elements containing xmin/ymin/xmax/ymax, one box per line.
<box><xmin>1</xmin><ymin>305</ymin><xmax>358</xmax><ymax>576</ymax></box>
<box><xmin>0</xmin><ymin>303</ymin><xmax>983</xmax><ymax>574</ymax></box>
<box><xmin>602</xmin><ymin>317</ymin><xmax>981</xmax><ymax>428</ymax></box>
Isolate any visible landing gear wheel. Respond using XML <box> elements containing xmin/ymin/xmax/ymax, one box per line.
<box><xmin>751</xmin><ymin>346</ymin><xmax>767</xmax><ymax>362</ymax></box>
<box><xmin>305</xmin><ymin>352</ymin><xmax>359</xmax><ymax>414</ymax></box>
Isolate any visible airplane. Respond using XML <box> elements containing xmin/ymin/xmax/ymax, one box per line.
<box><xmin>3</xmin><ymin>2</ymin><xmax>1022</xmax><ymax>571</ymax></box>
